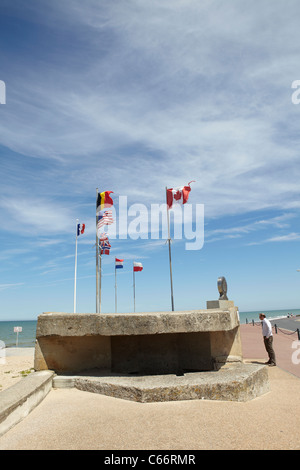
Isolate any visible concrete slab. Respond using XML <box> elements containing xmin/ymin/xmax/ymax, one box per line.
<box><xmin>36</xmin><ymin>309</ymin><xmax>240</xmax><ymax>337</ymax></box>
<box><xmin>0</xmin><ymin>370</ymin><xmax>54</xmax><ymax>437</ymax></box>
<box><xmin>53</xmin><ymin>362</ymin><xmax>269</xmax><ymax>403</ymax></box>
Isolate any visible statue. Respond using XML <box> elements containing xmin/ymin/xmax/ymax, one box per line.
<box><xmin>218</xmin><ymin>276</ymin><xmax>228</xmax><ymax>300</ymax></box>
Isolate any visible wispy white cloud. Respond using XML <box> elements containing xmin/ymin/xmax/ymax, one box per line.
<box><xmin>248</xmin><ymin>232</ymin><xmax>300</xmax><ymax>246</ymax></box>
<box><xmin>1</xmin><ymin>0</ymin><xmax>300</xmax><ymax>228</ymax></box>
<box><xmin>0</xmin><ymin>196</ymin><xmax>74</xmax><ymax>235</ymax></box>
<box><xmin>0</xmin><ymin>282</ymin><xmax>24</xmax><ymax>291</ymax></box>
<box><xmin>206</xmin><ymin>213</ymin><xmax>296</xmax><ymax>243</ymax></box>
<box><xmin>0</xmin><ymin>248</ymin><xmax>31</xmax><ymax>261</ymax></box>
<box><xmin>1</xmin><ymin>1</ymin><xmax>300</xmax><ymax>318</ymax></box>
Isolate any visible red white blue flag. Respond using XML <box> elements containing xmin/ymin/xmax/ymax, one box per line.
<box><xmin>99</xmin><ymin>233</ymin><xmax>111</xmax><ymax>255</ymax></box>
<box><xmin>77</xmin><ymin>223</ymin><xmax>85</xmax><ymax>236</ymax></box>
<box><xmin>97</xmin><ymin>210</ymin><xmax>114</xmax><ymax>230</ymax></box>
<box><xmin>115</xmin><ymin>258</ymin><xmax>124</xmax><ymax>269</ymax></box>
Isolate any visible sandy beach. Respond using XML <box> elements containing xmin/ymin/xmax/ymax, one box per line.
<box><xmin>0</xmin><ymin>348</ymin><xmax>35</xmax><ymax>392</ymax></box>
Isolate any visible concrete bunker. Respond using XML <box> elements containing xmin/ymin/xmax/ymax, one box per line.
<box><xmin>33</xmin><ymin>300</ymin><xmax>270</xmax><ymax>402</ymax></box>
<box><xmin>34</xmin><ymin>301</ymin><xmax>243</xmax><ymax>376</ymax></box>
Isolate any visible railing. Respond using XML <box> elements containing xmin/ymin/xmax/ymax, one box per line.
<box><xmin>247</xmin><ymin>319</ymin><xmax>300</xmax><ymax>340</ymax></box>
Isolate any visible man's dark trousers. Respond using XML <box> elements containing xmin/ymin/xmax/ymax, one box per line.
<box><xmin>264</xmin><ymin>336</ymin><xmax>276</xmax><ymax>365</ymax></box>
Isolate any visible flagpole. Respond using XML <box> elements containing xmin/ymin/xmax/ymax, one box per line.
<box><xmin>166</xmin><ymin>187</ymin><xmax>175</xmax><ymax>311</ymax></box>
<box><xmin>96</xmin><ymin>188</ymin><xmax>99</xmax><ymax>313</ymax></box>
<box><xmin>133</xmin><ymin>262</ymin><xmax>136</xmax><ymax>313</ymax></box>
<box><xmin>115</xmin><ymin>262</ymin><xmax>117</xmax><ymax>313</ymax></box>
<box><xmin>99</xmin><ymin>250</ymin><xmax>102</xmax><ymax>313</ymax></box>
<box><xmin>74</xmin><ymin>219</ymin><xmax>79</xmax><ymax>313</ymax></box>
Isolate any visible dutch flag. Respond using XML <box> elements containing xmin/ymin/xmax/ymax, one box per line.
<box><xmin>115</xmin><ymin>258</ymin><xmax>124</xmax><ymax>269</ymax></box>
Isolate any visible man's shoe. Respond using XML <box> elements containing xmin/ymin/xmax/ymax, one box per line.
<box><xmin>268</xmin><ymin>363</ymin><xmax>276</xmax><ymax>367</ymax></box>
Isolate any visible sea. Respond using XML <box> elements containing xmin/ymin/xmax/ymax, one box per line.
<box><xmin>0</xmin><ymin>308</ymin><xmax>300</xmax><ymax>348</ymax></box>
<box><xmin>0</xmin><ymin>320</ymin><xmax>37</xmax><ymax>348</ymax></box>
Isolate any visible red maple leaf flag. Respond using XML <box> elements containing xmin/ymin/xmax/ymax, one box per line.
<box><xmin>166</xmin><ymin>181</ymin><xmax>195</xmax><ymax>209</ymax></box>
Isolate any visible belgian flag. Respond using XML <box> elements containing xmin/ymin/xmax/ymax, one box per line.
<box><xmin>96</xmin><ymin>191</ymin><xmax>114</xmax><ymax>213</ymax></box>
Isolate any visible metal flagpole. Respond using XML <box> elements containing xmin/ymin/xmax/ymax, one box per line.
<box><xmin>96</xmin><ymin>188</ymin><xmax>99</xmax><ymax>313</ymax></box>
<box><xmin>115</xmin><ymin>262</ymin><xmax>117</xmax><ymax>313</ymax></box>
<box><xmin>166</xmin><ymin>187</ymin><xmax>175</xmax><ymax>311</ymax></box>
<box><xmin>74</xmin><ymin>219</ymin><xmax>79</xmax><ymax>313</ymax></box>
<box><xmin>99</xmin><ymin>249</ymin><xmax>102</xmax><ymax>313</ymax></box>
<box><xmin>133</xmin><ymin>262</ymin><xmax>136</xmax><ymax>313</ymax></box>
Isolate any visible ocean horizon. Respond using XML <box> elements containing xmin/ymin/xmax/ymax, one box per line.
<box><xmin>0</xmin><ymin>308</ymin><xmax>299</xmax><ymax>348</ymax></box>
<box><xmin>0</xmin><ymin>320</ymin><xmax>37</xmax><ymax>348</ymax></box>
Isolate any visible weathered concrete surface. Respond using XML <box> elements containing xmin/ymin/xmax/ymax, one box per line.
<box><xmin>36</xmin><ymin>309</ymin><xmax>239</xmax><ymax>337</ymax></box>
<box><xmin>34</xmin><ymin>308</ymin><xmax>243</xmax><ymax>375</ymax></box>
<box><xmin>53</xmin><ymin>363</ymin><xmax>269</xmax><ymax>403</ymax></box>
<box><xmin>35</xmin><ymin>335</ymin><xmax>111</xmax><ymax>373</ymax></box>
<box><xmin>206</xmin><ymin>300</ymin><xmax>235</xmax><ymax>310</ymax></box>
<box><xmin>0</xmin><ymin>371</ymin><xmax>54</xmax><ymax>437</ymax></box>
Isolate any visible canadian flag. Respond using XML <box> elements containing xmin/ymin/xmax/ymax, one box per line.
<box><xmin>166</xmin><ymin>181</ymin><xmax>194</xmax><ymax>209</ymax></box>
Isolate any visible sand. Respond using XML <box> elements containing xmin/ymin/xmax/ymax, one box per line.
<box><xmin>1</xmin><ymin>328</ymin><xmax>300</xmax><ymax>450</ymax></box>
<box><xmin>0</xmin><ymin>348</ymin><xmax>35</xmax><ymax>392</ymax></box>
<box><xmin>1</xmin><ymin>364</ymin><xmax>300</xmax><ymax>450</ymax></box>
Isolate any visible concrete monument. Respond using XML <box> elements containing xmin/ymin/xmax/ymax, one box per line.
<box><xmin>34</xmin><ymin>281</ymin><xmax>269</xmax><ymax>402</ymax></box>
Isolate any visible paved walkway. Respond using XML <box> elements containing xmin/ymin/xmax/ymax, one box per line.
<box><xmin>0</xmin><ymin>323</ymin><xmax>300</xmax><ymax>450</ymax></box>
<box><xmin>240</xmin><ymin>320</ymin><xmax>300</xmax><ymax>378</ymax></box>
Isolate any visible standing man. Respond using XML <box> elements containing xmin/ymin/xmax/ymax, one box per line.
<box><xmin>259</xmin><ymin>313</ymin><xmax>276</xmax><ymax>366</ymax></box>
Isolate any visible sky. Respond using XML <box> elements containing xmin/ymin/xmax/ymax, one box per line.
<box><xmin>1</xmin><ymin>0</ymin><xmax>300</xmax><ymax>320</ymax></box>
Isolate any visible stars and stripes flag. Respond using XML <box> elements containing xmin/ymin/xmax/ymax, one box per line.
<box><xmin>97</xmin><ymin>210</ymin><xmax>114</xmax><ymax>229</ymax></box>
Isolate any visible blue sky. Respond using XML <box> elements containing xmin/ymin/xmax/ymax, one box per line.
<box><xmin>1</xmin><ymin>0</ymin><xmax>300</xmax><ymax>320</ymax></box>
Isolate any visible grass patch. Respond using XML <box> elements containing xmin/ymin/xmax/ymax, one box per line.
<box><xmin>20</xmin><ymin>368</ymin><xmax>34</xmax><ymax>377</ymax></box>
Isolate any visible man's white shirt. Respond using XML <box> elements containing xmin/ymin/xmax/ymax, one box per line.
<box><xmin>262</xmin><ymin>318</ymin><xmax>273</xmax><ymax>338</ymax></box>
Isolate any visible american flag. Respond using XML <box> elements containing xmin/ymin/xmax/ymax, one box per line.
<box><xmin>97</xmin><ymin>210</ymin><xmax>114</xmax><ymax>229</ymax></box>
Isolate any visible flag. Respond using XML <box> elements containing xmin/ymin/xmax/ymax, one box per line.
<box><xmin>97</xmin><ymin>191</ymin><xmax>114</xmax><ymax>213</ymax></box>
<box><xmin>115</xmin><ymin>258</ymin><xmax>124</xmax><ymax>269</ymax></box>
<box><xmin>97</xmin><ymin>210</ymin><xmax>114</xmax><ymax>229</ymax></box>
<box><xmin>133</xmin><ymin>262</ymin><xmax>143</xmax><ymax>272</ymax></box>
<box><xmin>166</xmin><ymin>181</ymin><xmax>195</xmax><ymax>209</ymax></box>
<box><xmin>101</xmin><ymin>248</ymin><xmax>111</xmax><ymax>255</ymax></box>
<box><xmin>98</xmin><ymin>232</ymin><xmax>111</xmax><ymax>255</ymax></box>
<box><xmin>98</xmin><ymin>232</ymin><xmax>109</xmax><ymax>242</ymax></box>
<box><xmin>99</xmin><ymin>237</ymin><xmax>111</xmax><ymax>249</ymax></box>
<box><xmin>77</xmin><ymin>223</ymin><xmax>85</xmax><ymax>236</ymax></box>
